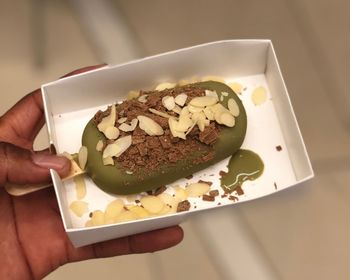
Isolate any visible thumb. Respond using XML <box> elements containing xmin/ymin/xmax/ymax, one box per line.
<box><xmin>0</xmin><ymin>142</ymin><xmax>71</xmax><ymax>187</ymax></box>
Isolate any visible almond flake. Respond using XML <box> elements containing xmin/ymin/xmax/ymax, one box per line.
<box><xmin>78</xmin><ymin>146</ymin><xmax>88</xmax><ymax>170</ymax></box>
<box><xmin>252</xmin><ymin>86</ymin><xmax>267</xmax><ymax>105</ymax></box>
<box><xmin>201</xmin><ymin>75</ymin><xmax>226</xmax><ymax>83</ymax></box>
<box><xmin>97</xmin><ymin>104</ymin><xmax>116</xmax><ymax>132</ymax></box>
<box><xmin>155</xmin><ymin>82</ymin><xmax>176</xmax><ymax>91</ymax></box>
<box><xmin>228</xmin><ymin>82</ymin><xmax>243</xmax><ymax>94</ymax></box>
<box><xmin>140</xmin><ymin>196</ymin><xmax>165</xmax><ymax>214</ymax></box>
<box><xmin>189</xmin><ymin>96</ymin><xmax>218</xmax><ymax>107</ymax></box>
<box><xmin>203</xmin><ymin>107</ymin><xmax>215</xmax><ymax>120</ymax></box>
<box><xmin>103</xmin><ymin>156</ymin><xmax>114</xmax><ymax>166</ymax></box>
<box><xmin>186</xmin><ymin>183</ymin><xmax>210</xmax><ymax>197</ymax></box>
<box><xmin>127</xmin><ymin>90</ymin><xmax>140</xmax><ymax>100</ymax></box>
<box><xmin>114</xmin><ymin>135</ymin><xmax>132</xmax><ymax>157</ymax></box>
<box><xmin>69</xmin><ymin>201</ymin><xmax>88</xmax><ymax>217</ymax></box>
<box><xmin>118</xmin><ymin>118</ymin><xmax>138</xmax><ymax>132</ymax></box>
<box><xmin>96</xmin><ymin>140</ymin><xmax>104</xmax><ymax>152</ymax></box>
<box><xmin>162</xmin><ymin>96</ymin><xmax>175</xmax><ymax>110</ymax></box>
<box><xmin>117</xmin><ymin>117</ymin><xmax>128</xmax><ymax>124</ymax></box>
<box><xmin>205</xmin><ymin>90</ymin><xmax>219</xmax><ymax>101</ymax></box>
<box><xmin>149</xmin><ymin>108</ymin><xmax>176</xmax><ymax>119</ymax></box>
<box><xmin>228</xmin><ymin>98</ymin><xmax>240</xmax><ymax>116</ymax></box>
<box><xmin>172</xmin><ymin>105</ymin><xmax>182</xmax><ymax>114</ymax></box>
<box><xmin>103</xmin><ymin>143</ymin><xmax>121</xmax><ymax>158</ymax></box>
<box><xmin>168</xmin><ymin>118</ymin><xmax>186</xmax><ymax>139</ymax></box>
<box><xmin>174</xmin><ymin>93</ymin><xmax>188</xmax><ymax>106</ymax></box>
<box><xmin>177</xmin><ymin>115</ymin><xmax>194</xmax><ymax>132</ymax></box>
<box><xmin>188</xmin><ymin>104</ymin><xmax>203</xmax><ymax>113</ymax></box>
<box><xmin>137</xmin><ymin>116</ymin><xmax>164</xmax><ymax>136</ymax></box>
<box><xmin>104</xmin><ymin>126</ymin><xmax>120</xmax><ymax>140</ymax></box>
<box><xmin>219</xmin><ymin>112</ymin><xmax>235</xmax><ymax>127</ymax></box>
<box><xmin>221</xmin><ymin>91</ymin><xmax>229</xmax><ymax>97</ymax></box>
<box><xmin>138</xmin><ymin>94</ymin><xmax>148</xmax><ymax>103</ymax></box>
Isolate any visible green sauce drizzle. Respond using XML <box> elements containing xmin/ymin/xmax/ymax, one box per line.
<box><xmin>220</xmin><ymin>149</ymin><xmax>264</xmax><ymax>193</ymax></box>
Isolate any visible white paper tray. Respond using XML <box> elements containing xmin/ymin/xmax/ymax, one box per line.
<box><xmin>42</xmin><ymin>40</ymin><xmax>313</xmax><ymax>247</ymax></box>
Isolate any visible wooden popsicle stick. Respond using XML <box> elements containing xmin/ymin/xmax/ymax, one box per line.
<box><xmin>5</xmin><ymin>159</ymin><xmax>85</xmax><ymax>196</ymax></box>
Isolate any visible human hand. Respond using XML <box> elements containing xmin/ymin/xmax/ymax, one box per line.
<box><xmin>0</xmin><ymin>65</ymin><xmax>184</xmax><ymax>280</ymax></box>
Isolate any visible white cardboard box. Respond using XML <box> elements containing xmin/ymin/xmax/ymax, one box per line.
<box><xmin>42</xmin><ymin>40</ymin><xmax>314</xmax><ymax>247</ymax></box>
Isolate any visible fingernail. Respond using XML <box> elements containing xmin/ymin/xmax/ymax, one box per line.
<box><xmin>31</xmin><ymin>153</ymin><xmax>69</xmax><ymax>170</ymax></box>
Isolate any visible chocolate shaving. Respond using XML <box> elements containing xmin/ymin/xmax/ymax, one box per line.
<box><xmin>177</xmin><ymin>200</ymin><xmax>191</xmax><ymax>212</ymax></box>
<box><xmin>276</xmin><ymin>145</ymin><xmax>282</xmax><ymax>151</ymax></box>
<box><xmin>202</xmin><ymin>194</ymin><xmax>215</xmax><ymax>201</ymax></box>
<box><xmin>235</xmin><ymin>186</ymin><xmax>244</xmax><ymax>196</ymax></box>
<box><xmin>154</xmin><ymin>186</ymin><xmax>167</xmax><ymax>196</ymax></box>
<box><xmin>229</xmin><ymin>195</ymin><xmax>238</xmax><ymax>201</ymax></box>
<box><xmin>209</xmin><ymin>190</ymin><xmax>219</xmax><ymax>197</ymax></box>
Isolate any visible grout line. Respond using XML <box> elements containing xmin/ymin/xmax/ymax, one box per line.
<box><xmin>284</xmin><ymin>0</ymin><xmax>350</xmax><ymax>128</ymax></box>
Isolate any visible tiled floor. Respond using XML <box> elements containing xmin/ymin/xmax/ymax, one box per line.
<box><xmin>1</xmin><ymin>0</ymin><xmax>350</xmax><ymax>279</ymax></box>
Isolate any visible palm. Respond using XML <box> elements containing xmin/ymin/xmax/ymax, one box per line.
<box><xmin>0</xmin><ymin>66</ymin><xmax>183</xmax><ymax>280</ymax></box>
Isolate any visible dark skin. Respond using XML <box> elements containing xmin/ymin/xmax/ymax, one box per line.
<box><xmin>0</xmin><ymin>66</ymin><xmax>184</xmax><ymax>280</ymax></box>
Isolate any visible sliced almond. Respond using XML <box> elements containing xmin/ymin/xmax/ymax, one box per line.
<box><xmin>114</xmin><ymin>211</ymin><xmax>138</xmax><ymax>223</ymax></box>
<box><xmin>177</xmin><ymin>114</ymin><xmax>194</xmax><ymax>132</ymax></box>
<box><xmin>149</xmin><ymin>108</ymin><xmax>176</xmax><ymax>119</ymax></box>
<box><xmin>172</xmin><ymin>105</ymin><xmax>182</xmax><ymax>114</ymax></box>
<box><xmin>203</xmin><ymin>107</ymin><xmax>215</xmax><ymax>121</ymax></box>
<box><xmin>168</xmin><ymin>118</ymin><xmax>186</xmax><ymax>139</ymax></box>
<box><xmin>180</xmin><ymin>106</ymin><xmax>190</xmax><ymax>116</ymax></box>
<box><xmin>69</xmin><ymin>201</ymin><xmax>88</xmax><ymax>217</ymax></box>
<box><xmin>138</xmin><ymin>94</ymin><xmax>148</xmax><ymax>103</ymax></box>
<box><xmin>158</xmin><ymin>193</ymin><xmax>179</xmax><ymax>211</ymax></box>
<box><xmin>114</xmin><ymin>135</ymin><xmax>132</xmax><ymax>157</ymax></box>
<box><xmin>188</xmin><ymin>104</ymin><xmax>203</xmax><ymax>113</ymax></box>
<box><xmin>190</xmin><ymin>96</ymin><xmax>218</xmax><ymax>107</ymax></box>
<box><xmin>103</xmin><ymin>156</ymin><xmax>114</xmax><ymax>166</ymax></box>
<box><xmin>221</xmin><ymin>91</ymin><xmax>229</xmax><ymax>97</ymax></box>
<box><xmin>191</xmin><ymin>111</ymin><xmax>206</xmax><ymax>123</ymax></box>
<box><xmin>105</xmin><ymin>199</ymin><xmax>124</xmax><ymax>221</ymax></box>
<box><xmin>103</xmin><ymin>143</ymin><xmax>121</xmax><ymax>159</ymax></box>
<box><xmin>219</xmin><ymin>112</ymin><xmax>235</xmax><ymax>127</ymax></box>
<box><xmin>205</xmin><ymin>90</ymin><xmax>219</xmax><ymax>101</ymax></box>
<box><xmin>97</xmin><ymin>104</ymin><xmax>116</xmax><ymax>132</ymax></box>
<box><xmin>174</xmin><ymin>93</ymin><xmax>188</xmax><ymax>106</ymax></box>
<box><xmin>137</xmin><ymin>115</ymin><xmax>164</xmax><ymax>136</ymax></box>
<box><xmin>197</xmin><ymin>119</ymin><xmax>206</xmax><ymax>132</ymax></box>
<box><xmin>78</xmin><ymin>146</ymin><xmax>88</xmax><ymax>170</ymax></box>
<box><xmin>91</xmin><ymin>210</ymin><xmax>105</xmax><ymax>226</ymax></box>
<box><xmin>140</xmin><ymin>196</ymin><xmax>165</xmax><ymax>214</ymax></box>
<box><xmin>228</xmin><ymin>82</ymin><xmax>243</xmax><ymax>94</ymax></box>
<box><xmin>118</xmin><ymin>118</ymin><xmax>138</xmax><ymax>132</ymax></box>
<box><xmin>127</xmin><ymin>205</ymin><xmax>150</xmax><ymax>218</ymax></box>
<box><xmin>74</xmin><ymin>175</ymin><xmax>86</xmax><ymax>200</ymax></box>
<box><xmin>174</xmin><ymin>186</ymin><xmax>188</xmax><ymax>201</ymax></box>
<box><xmin>201</xmin><ymin>75</ymin><xmax>226</xmax><ymax>83</ymax></box>
<box><xmin>162</xmin><ymin>96</ymin><xmax>176</xmax><ymax>110</ymax></box>
<box><xmin>155</xmin><ymin>82</ymin><xmax>176</xmax><ymax>91</ymax></box>
<box><xmin>117</xmin><ymin>117</ymin><xmax>128</xmax><ymax>124</ymax></box>
<box><xmin>96</xmin><ymin>140</ymin><xmax>104</xmax><ymax>152</ymax></box>
<box><xmin>252</xmin><ymin>86</ymin><xmax>267</xmax><ymax>105</ymax></box>
<box><xmin>127</xmin><ymin>90</ymin><xmax>140</xmax><ymax>100</ymax></box>
<box><xmin>228</xmin><ymin>98</ymin><xmax>240</xmax><ymax>117</ymax></box>
<box><xmin>104</xmin><ymin>126</ymin><xmax>120</xmax><ymax>140</ymax></box>
<box><xmin>186</xmin><ymin>183</ymin><xmax>210</xmax><ymax>197</ymax></box>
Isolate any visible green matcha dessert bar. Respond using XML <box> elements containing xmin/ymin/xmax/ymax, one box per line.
<box><xmin>82</xmin><ymin>81</ymin><xmax>247</xmax><ymax>195</ymax></box>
